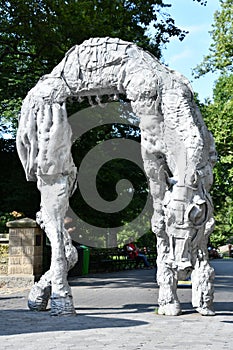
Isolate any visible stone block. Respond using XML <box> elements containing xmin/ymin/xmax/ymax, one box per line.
<box><xmin>8</xmin><ymin>257</ymin><xmax>22</xmax><ymax>265</ymax></box>
<box><xmin>22</xmin><ymin>256</ymin><xmax>34</xmax><ymax>265</ymax></box>
<box><xmin>7</xmin><ymin>218</ymin><xmax>44</xmax><ymax>277</ymax></box>
<box><xmin>8</xmin><ymin>265</ymin><xmax>33</xmax><ymax>275</ymax></box>
<box><xmin>9</xmin><ymin>246</ymin><xmax>23</xmax><ymax>256</ymax></box>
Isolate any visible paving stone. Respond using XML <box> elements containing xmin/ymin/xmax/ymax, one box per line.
<box><xmin>0</xmin><ymin>260</ymin><xmax>232</xmax><ymax>350</ymax></box>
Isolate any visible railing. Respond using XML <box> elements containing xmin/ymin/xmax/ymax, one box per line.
<box><xmin>89</xmin><ymin>248</ymin><xmax>156</xmax><ymax>273</ymax></box>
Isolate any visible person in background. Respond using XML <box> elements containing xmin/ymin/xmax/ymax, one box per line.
<box><xmin>126</xmin><ymin>239</ymin><xmax>151</xmax><ymax>268</ymax></box>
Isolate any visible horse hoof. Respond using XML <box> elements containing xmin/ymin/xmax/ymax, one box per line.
<box><xmin>196</xmin><ymin>307</ymin><xmax>215</xmax><ymax>316</ymax></box>
<box><xmin>158</xmin><ymin>301</ymin><xmax>182</xmax><ymax>316</ymax></box>
<box><xmin>50</xmin><ymin>294</ymin><xmax>76</xmax><ymax>316</ymax></box>
<box><xmin>28</xmin><ymin>284</ymin><xmax>51</xmax><ymax>311</ymax></box>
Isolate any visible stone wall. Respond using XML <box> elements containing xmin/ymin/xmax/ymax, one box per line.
<box><xmin>6</xmin><ymin>218</ymin><xmax>44</xmax><ymax>280</ymax></box>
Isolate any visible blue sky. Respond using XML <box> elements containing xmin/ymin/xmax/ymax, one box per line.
<box><xmin>160</xmin><ymin>0</ymin><xmax>220</xmax><ymax>101</ymax></box>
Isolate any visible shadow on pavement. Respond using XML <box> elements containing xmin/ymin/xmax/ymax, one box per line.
<box><xmin>0</xmin><ymin>308</ymin><xmax>149</xmax><ymax>336</ymax></box>
<box><xmin>214</xmin><ymin>276</ymin><xmax>233</xmax><ymax>290</ymax></box>
<box><xmin>0</xmin><ymin>295</ymin><xmax>25</xmax><ymax>301</ymax></box>
<box><xmin>76</xmin><ymin>302</ymin><xmax>156</xmax><ymax>316</ymax></box>
<box><xmin>69</xmin><ymin>269</ymin><xmax>156</xmax><ymax>289</ymax></box>
<box><xmin>214</xmin><ymin>301</ymin><xmax>233</xmax><ymax>313</ymax></box>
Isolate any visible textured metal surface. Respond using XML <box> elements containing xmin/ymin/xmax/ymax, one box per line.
<box><xmin>16</xmin><ymin>37</ymin><xmax>216</xmax><ymax>316</ymax></box>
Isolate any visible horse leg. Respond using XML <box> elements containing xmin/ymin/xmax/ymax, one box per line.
<box><xmin>28</xmin><ymin>174</ymin><xmax>78</xmax><ymax>315</ymax></box>
<box><xmin>146</xmin><ymin>156</ymin><xmax>182</xmax><ymax>315</ymax></box>
<box><xmin>28</xmin><ymin>269</ymin><xmax>52</xmax><ymax>312</ymax></box>
<box><xmin>191</xmin><ymin>219</ymin><xmax>215</xmax><ymax>316</ymax></box>
<box><xmin>156</xmin><ymin>258</ymin><xmax>181</xmax><ymax>315</ymax></box>
<box><xmin>28</xmin><ymin>219</ymin><xmax>78</xmax><ymax>312</ymax></box>
<box><xmin>191</xmin><ymin>258</ymin><xmax>215</xmax><ymax>316</ymax></box>
<box><xmin>140</xmin><ymin>116</ymin><xmax>182</xmax><ymax>316</ymax></box>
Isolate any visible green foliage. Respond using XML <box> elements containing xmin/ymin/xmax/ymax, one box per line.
<box><xmin>0</xmin><ymin>243</ymin><xmax>8</xmax><ymax>275</ymax></box>
<box><xmin>0</xmin><ymin>1</ymin><xmax>183</xmax><ymax>96</ymax></box>
<box><xmin>0</xmin><ymin>244</ymin><xmax>8</xmax><ymax>257</ymax></box>
<box><xmin>135</xmin><ymin>231</ymin><xmax>156</xmax><ymax>250</ymax></box>
<box><xmin>116</xmin><ymin>214</ymin><xmax>153</xmax><ymax>247</ymax></box>
<box><xmin>0</xmin><ymin>139</ymin><xmax>40</xmax><ymax>218</ymax></box>
<box><xmin>0</xmin><ymin>211</ymin><xmax>24</xmax><ymax>233</ymax></box>
<box><xmin>198</xmin><ymin>73</ymin><xmax>233</xmax><ymax>246</ymax></box>
<box><xmin>193</xmin><ymin>0</ymin><xmax>233</xmax><ymax>247</ymax></box>
<box><xmin>0</xmin><ymin>0</ymin><xmax>190</xmax><ymax>134</ymax></box>
<box><xmin>70</xmin><ymin>121</ymin><xmax>150</xmax><ymax>236</ymax></box>
<box><xmin>194</xmin><ymin>0</ymin><xmax>233</xmax><ymax>76</ymax></box>
<box><xmin>0</xmin><ymin>98</ymin><xmax>22</xmax><ymax>138</ymax></box>
<box><xmin>0</xmin><ymin>0</ymin><xmax>215</xmax><ymax>246</ymax></box>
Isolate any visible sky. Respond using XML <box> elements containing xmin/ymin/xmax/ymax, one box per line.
<box><xmin>160</xmin><ymin>0</ymin><xmax>221</xmax><ymax>102</ymax></box>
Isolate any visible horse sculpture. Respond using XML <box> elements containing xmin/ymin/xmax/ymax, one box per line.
<box><xmin>16</xmin><ymin>37</ymin><xmax>217</xmax><ymax>316</ymax></box>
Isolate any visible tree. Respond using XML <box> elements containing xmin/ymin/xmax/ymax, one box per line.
<box><xmin>70</xmin><ymin>119</ymin><xmax>152</xmax><ymax>247</ymax></box>
<box><xmin>0</xmin><ymin>0</ymin><xmax>208</xmax><ymax>238</ymax></box>
<box><xmin>0</xmin><ymin>0</ymin><xmax>186</xmax><ymax>101</ymax></box>
<box><xmin>194</xmin><ymin>1</ymin><xmax>233</xmax><ymax>246</ymax></box>
<box><xmin>0</xmin><ymin>1</ymin><xmax>208</xmax><ymax>131</ymax></box>
<box><xmin>198</xmin><ymin>75</ymin><xmax>233</xmax><ymax>247</ymax></box>
<box><xmin>194</xmin><ymin>0</ymin><xmax>233</xmax><ymax>76</ymax></box>
<box><xmin>0</xmin><ymin>138</ymin><xmax>40</xmax><ymax>217</ymax></box>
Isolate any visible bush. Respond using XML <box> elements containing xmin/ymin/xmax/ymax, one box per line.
<box><xmin>0</xmin><ymin>211</ymin><xmax>24</xmax><ymax>233</ymax></box>
<box><xmin>0</xmin><ymin>244</ymin><xmax>9</xmax><ymax>257</ymax></box>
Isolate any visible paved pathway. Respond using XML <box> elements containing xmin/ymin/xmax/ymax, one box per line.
<box><xmin>0</xmin><ymin>259</ymin><xmax>232</xmax><ymax>350</ymax></box>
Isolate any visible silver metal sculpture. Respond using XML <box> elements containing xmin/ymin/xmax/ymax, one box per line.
<box><xmin>16</xmin><ymin>37</ymin><xmax>217</xmax><ymax>316</ymax></box>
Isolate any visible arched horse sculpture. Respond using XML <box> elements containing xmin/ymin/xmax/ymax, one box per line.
<box><xmin>16</xmin><ymin>37</ymin><xmax>217</xmax><ymax>316</ymax></box>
